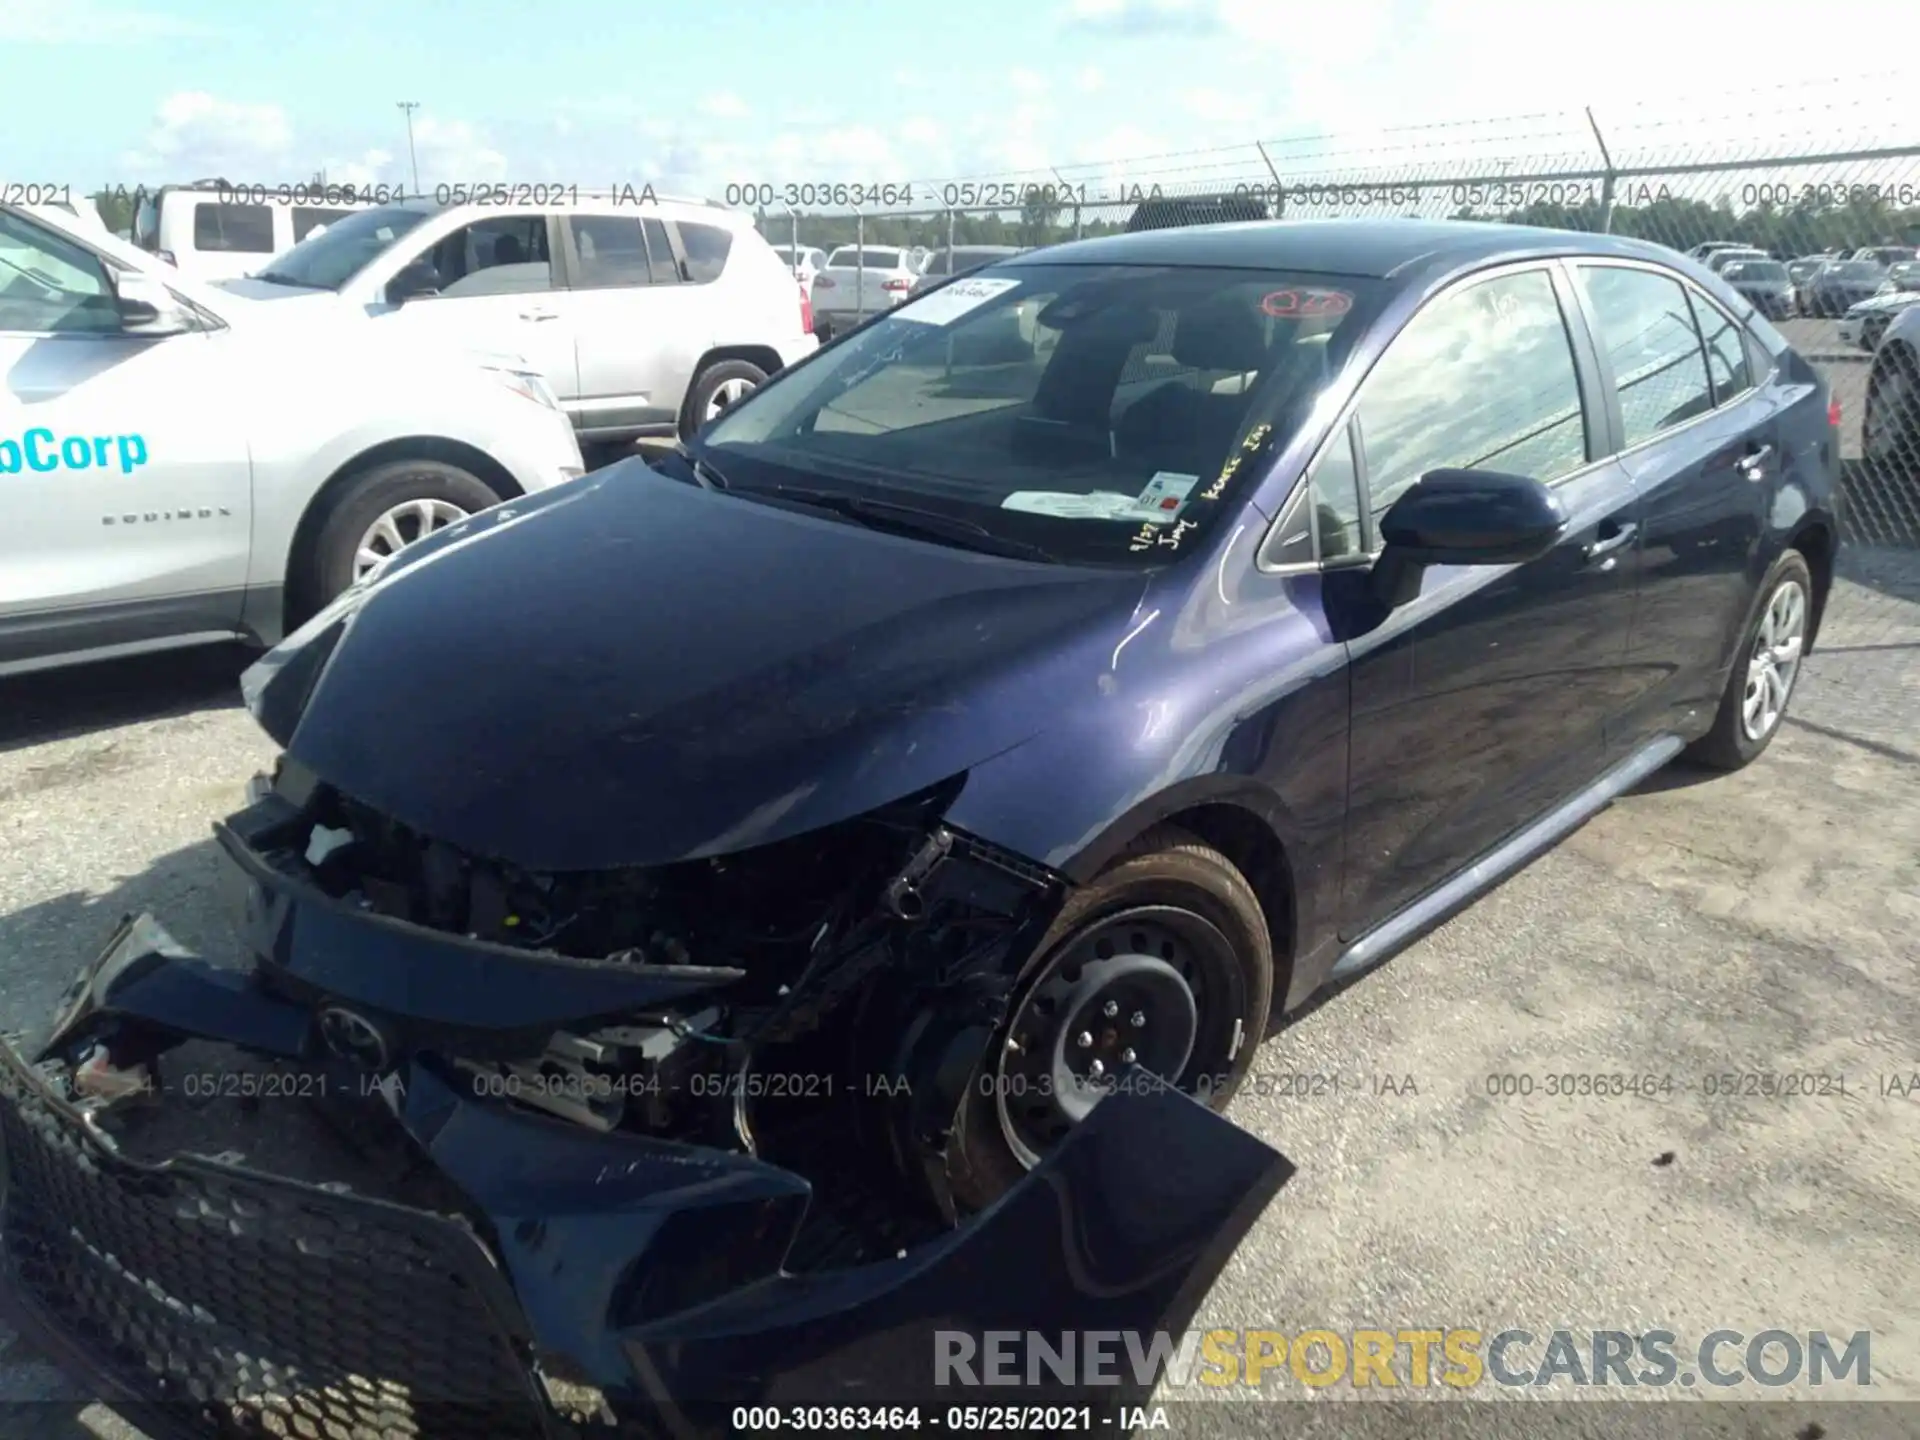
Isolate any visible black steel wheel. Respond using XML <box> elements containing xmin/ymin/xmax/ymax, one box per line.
<box><xmin>946</xmin><ymin>825</ymin><xmax>1274</xmax><ymax>1212</ymax></box>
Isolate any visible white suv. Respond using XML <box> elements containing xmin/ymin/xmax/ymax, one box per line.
<box><xmin>217</xmin><ymin>196</ymin><xmax>818</xmax><ymax>442</ymax></box>
<box><xmin>0</xmin><ymin>203</ymin><xmax>585</xmax><ymax>677</ymax></box>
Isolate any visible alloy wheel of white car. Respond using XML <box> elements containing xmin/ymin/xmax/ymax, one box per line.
<box><xmin>1741</xmin><ymin>578</ymin><xmax>1806</xmax><ymax>742</ymax></box>
<box><xmin>703</xmin><ymin>376</ymin><xmax>758</xmax><ymax>423</ymax></box>
<box><xmin>353</xmin><ymin>498</ymin><xmax>470</xmax><ymax>582</ymax></box>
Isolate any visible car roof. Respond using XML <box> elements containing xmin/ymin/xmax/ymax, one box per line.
<box><xmin>1014</xmin><ymin>218</ymin><xmax>1693</xmax><ymax>281</ymax></box>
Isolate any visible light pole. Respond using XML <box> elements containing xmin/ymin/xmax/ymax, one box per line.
<box><xmin>396</xmin><ymin>102</ymin><xmax>421</xmax><ymax>196</ymax></box>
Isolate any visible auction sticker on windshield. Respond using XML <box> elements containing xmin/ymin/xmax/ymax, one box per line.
<box><xmin>896</xmin><ymin>277</ymin><xmax>1022</xmax><ymax>327</ymax></box>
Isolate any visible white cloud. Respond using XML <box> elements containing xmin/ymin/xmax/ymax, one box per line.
<box><xmin>1064</xmin><ymin>0</ymin><xmax>1214</xmax><ymax>37</ymax></box>
<box><xmin>121</xmin><ymin>92</ymin><xmax>293</xmax><ymax>180</ymax></box>
<box><xmin>698</xmin><ymin>90</ymin><xmax>751</xmax><ymax>120</ymax></box>
<box><xmin>1077</xmin><ymin>66</ymin><xmax>1104</xmax><ymax>93</ymax></box>
<box><xmin>117</xmin><ymin>92</ymin><xmax>506</xmax><ymax>191</ymax></box>
<box><xmin>0</xmin><ymin>0</ymin><xmax>214</xmax><ymax>43</ymax></box>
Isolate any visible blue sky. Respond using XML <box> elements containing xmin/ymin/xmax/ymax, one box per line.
<box><xmin>6</xmin><ymin>0</ymin><xmax>1919</xmax><ymax>200</ymax></box>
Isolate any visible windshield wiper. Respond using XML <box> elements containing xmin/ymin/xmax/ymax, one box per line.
<box><xmin>662</xmin><ymin>442</ymin><xmax>732</xmax><ymax>491</ymax></box>
<box><xmin>250</xmin><ymin>270</ymin><xmax>325</xmax><ymax>289</ymax></box>
<box><xmin>755</xmin><ymin>484</ymin><xmax>1058</xmax><ymax>562</ymax></box>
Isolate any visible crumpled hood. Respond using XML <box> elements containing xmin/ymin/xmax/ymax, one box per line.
<box><xmin>277</xmin><ymin>463</ymin><xmax>1142</xmax><ymax>871</ymax></box>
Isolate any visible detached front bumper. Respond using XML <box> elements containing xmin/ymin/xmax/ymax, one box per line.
<box><xmin>0</xmin><ymin>916</ymin><xmax>1294</xmax><ymax>1440</ymax></box>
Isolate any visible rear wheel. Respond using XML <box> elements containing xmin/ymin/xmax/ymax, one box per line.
<box><xmin>681</xmin><ymin>359</ymin><xmax>767</xmax><ymax>437</ymax></box>
<box><xmin>1686</xmin><ymin>551</ymin><xmax>1813</xmax><ymax>772</ymax></box>
<box><xmin>945</xmin><ymin>826</ymin><xmax>1274</xmax><ymax>1213</ymax></box>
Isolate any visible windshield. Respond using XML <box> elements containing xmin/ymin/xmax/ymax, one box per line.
<box><xmin>1722</xmin><ymin>261</ymin><xmax>1786</xmax><ymax>282</ymax></box>
<box><xmin>254</xmin><ymin>204</ymin><xmax>432</xmax><ymax>289</ymax></box>
<box><xmin>1831</xmin><ymin>261</ymin><xmax>1884</xmax><ymax>281</ymax></box>
<box><xmin>696</xmin><ymin>262</ymin><xmax>1380</xmax><ymax>567</ymax></box>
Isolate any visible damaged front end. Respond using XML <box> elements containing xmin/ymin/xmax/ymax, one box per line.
<box><xmin>0</xmin><ymin>758</ymin><xmax>1293</xmax><ymax>1440</ymax></box>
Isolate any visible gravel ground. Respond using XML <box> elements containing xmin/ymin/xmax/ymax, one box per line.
<box><xmin>0</xmin><ymin>508</ymin><xmax>1916</xmax><ymax>1435</ymax></box>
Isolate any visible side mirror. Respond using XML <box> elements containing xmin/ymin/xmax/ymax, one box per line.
<box><xmin>387</xmin><ymin>260</ymin><xmax>441</xmax><ymax>304</ymax></box>
<box><xmin>113</xmin><ymin>271</ymin><xmax>195</xmax><ymax>337</ymax></box>
<box><xmin>1371</xmin><ymin>468</ymin><xmax>1567</xmax><ymax>608</ymax></box>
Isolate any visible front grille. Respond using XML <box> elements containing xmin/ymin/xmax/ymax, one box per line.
<box><xmin>0</xmin><ymin>1045</ymin><xmax>554</xmax><ymax>1440</ymax></box>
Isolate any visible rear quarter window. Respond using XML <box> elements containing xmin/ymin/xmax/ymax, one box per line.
<box><xmin>192</xmin><ymin>202</ymin><xmax>275</xmax><ymax>253</ymax></box>
<box><xmin>677</xmin><ymin>222</ymin><xmax>733</xmax><ymax>283</ymax></box>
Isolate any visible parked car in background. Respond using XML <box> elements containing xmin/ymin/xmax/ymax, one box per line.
<box><xmin>1686</xmin><ymin>240</ymin><xmax>1752</xmax><ymax>261</ymax></box>
<box><xmin>771</xmin><ymin>242</ymin><xmax>827</xmax><ymax>288</ymax></box>
<box><xmin>1704</xmin><ymin>247</ymin><xmax>1769</xmax><ymax>275</ymax></box>
<box><xmin>130</xmin><ymin>180</ymin><xmax>386</xmax><ymax>281</ymax></box>
<box><xmin>811</xmin><ymin>244</ymin><xmax>920</xmax><ymax>338</ymax></box>
<box><xmin>1801</xmin><ymin>259</ymin><xmax>1891</xmax><ymax>317</ymax></box>
<box><xmin>1717</xmin><ymin>257</ymin><xmax>1795</xmax><ymax>319</ymax></box>
<box><xmin>1886</xmin><ymin>259</ymin><xmax>1920</xmax><ymax>293</ymax></box>
<box><xmin>1839</xmin><ymin>289</ymin><xmax>1920</xmax><ymax>352</ymax></box>
<box><xmin>1852</xmin><ymin>245</ymin><xmax>1919</xmax><ymax>268</ymax></box>
<box><xmin>213</xmin><ymin>196</ymin><xmax>816</xmax><ymax>440</ymax></box>
<box><xmin>1127</xmin><ymin>191</ymin><xmax>1272</xmax><ymax>232</ymax></box>
<box><xmin>1864</xmin><ymin>302</ymin><xmax>1920</xmax><ymax>499</ymax></box>
<box><xmin>0</xmin><ymin>201</ymin><xmax>584</xmax><ymax>676</ymax></box>
<box><xmin>908</xmin><ymin>244</ymin><xmax>1026</xmax><ymax>296</ymax></box>
<box><xmin>1787</xmin><ymin>257</ymin><xmax>1830</xmax><ymax>313</ymax></box>
<box><xmin>0</xmin><ymin>218</ymin><xmax>1833</xmax><ymax>1440</ymax></box>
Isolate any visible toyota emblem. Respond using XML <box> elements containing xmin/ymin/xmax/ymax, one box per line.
<box><xmin>317</xmin><ymin>1007</ymin><xmax>390</xmax><ymax>1069</ymax></box>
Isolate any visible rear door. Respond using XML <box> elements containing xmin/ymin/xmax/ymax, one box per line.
<box><xmin>1336</xmin><ymin>262</ymin><xmax>1642</xmax><ymax>937</ymax></box>
<box><xmin>1569</xmin><ymin>261</ymin><xmax>1785</xmax><ymax>746</ymax></box>
<box><xmin>0</xmin><ymin>210</ymin><xmax>252</xmax><ymax>669</ymax></box>
<box><xmin>561</xmin><ymin>213</ymin><xmax>708</xmax><ymax>435</ymax></box>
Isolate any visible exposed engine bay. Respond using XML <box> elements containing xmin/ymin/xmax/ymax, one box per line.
<box><xmin>48</xmin><ymin>756</ymin><xmax>1071</xmax><ymax>1257</ymax></box>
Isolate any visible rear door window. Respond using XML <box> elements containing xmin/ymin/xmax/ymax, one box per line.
<box><xmin>1688</xmin><ymin>292</ymin><xmax>1755</xmax><ymax>405</ymax></box>
<box><xmin>568</xmin><ymin>215</ymin><xmax>652</xmax><ymax>288</ymax></box>
<box><xmin>192</xmin><ymin>202</ymin><xmax>274</xmax><ymax>254</ymax></box>
<box><xmin>1576</xmin><ymin>265</ymin><xmax>1715</xmax><ymax>448</ymax></box>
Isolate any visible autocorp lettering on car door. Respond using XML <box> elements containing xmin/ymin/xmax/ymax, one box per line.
<box><xmin>0</xmin><ymin>428</ymin><xmax>149</xmax><ymax>475</ymax></box>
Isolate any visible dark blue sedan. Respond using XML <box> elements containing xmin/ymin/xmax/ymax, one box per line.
<box><xmin>0</xmin><ymin>219</ymin><xmax>1841</xmax><ymax>1433</ymax></box>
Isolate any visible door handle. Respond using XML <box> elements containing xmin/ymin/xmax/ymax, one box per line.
<box><xmin>1737</xmin><ymin>443</ymin><xmax>1773</xmax><ymax>480</ymax></box>
<box><xmin>519</xmin><ymin>308</ymin><xmax>559</xmax><ymax>322</ymax></box>
<box><xmin>1582</xmin><ymin>521</ymin><xmax>1638</xmax><ymax>561</ymax></box>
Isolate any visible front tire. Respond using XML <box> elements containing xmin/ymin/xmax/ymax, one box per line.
<box><xmin>946</xmin><ymin>826</ymin><xmax>1274</xmax><ymax>1213</ymax></box>
<box><xmin>1686</xmin><ymin>551</ymin><xmax>1813</xmax><ymax>772</ymax></box>
<box><xmin>294</xmin><ymin>459</ymin><xmax>502</xmax><ymax>621</ymax></box>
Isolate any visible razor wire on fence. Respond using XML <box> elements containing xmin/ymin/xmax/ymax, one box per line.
<box><xmin>732</xmin><ymin>88</ymin><xmax>1920</xmax><ymax>562</ymax></box>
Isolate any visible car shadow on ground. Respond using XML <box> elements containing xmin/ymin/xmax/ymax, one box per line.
<box><xmin>0</xmin><ymin>836</ymin><xmax>245</xmax><ymax>1040</ymax></box>
<box><xmin>0</xmin><ymin>646</ymin><xmax>253</xmax><ymax>758</ymax></box>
